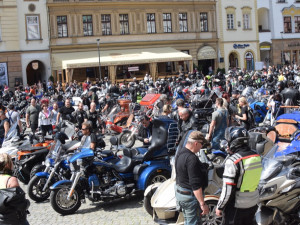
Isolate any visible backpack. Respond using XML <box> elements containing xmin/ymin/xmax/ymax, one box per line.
<box><xmin>247</xmin><ymin>107</ymin><xmax>255</xmax><ymax>129</ymax></box>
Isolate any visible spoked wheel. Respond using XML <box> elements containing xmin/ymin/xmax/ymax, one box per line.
<box><xmin>27</xmin><ymin>175</ymin><xmax>51</xmax><ymax>202</ymax></box>
<box><xmin>201</xmin><ymin>200</ymin><xmax>225</xmax><ymax>225</ymax></box>
<box><xmin>146</xmin><ymin>171</ymin><xmax>170</xmax><ymax>188</ymax></box>
<box><xmin>119</xmin><ymin>131</ymin><xmax>136</xmax><ymax>148</ymax></box>
<box><xmin>50</xmin><ymin>187</ymin><xmax>81</xmax><ymax>215</ymax></box>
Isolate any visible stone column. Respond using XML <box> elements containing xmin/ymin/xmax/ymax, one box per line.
<box><xmin>109</xmin><ymin>65</ymin><xmax>117</xmax><ymax>84</ymax></box>
<box><xmin>149</xmin><ymin>62</ymin><xmax>157</xmax><ymax>81</ymax></box>
<box><xmin>188</xmin><ymin>60</ymin><xmax>193</xmax><ymax>73</ymax></box>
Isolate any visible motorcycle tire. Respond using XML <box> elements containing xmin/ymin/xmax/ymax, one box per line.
<box><xmin>143</xmin><ymin>186</ymin><xmax>158</xmax><ymax>216</ymax></box>
<box><xmin>118</xmin><ymin>130</ymin><xmax>136</xmax><ymax>148</ymax></box>
<box><xmin>201</xmin><ymin>200</ymin><xmax>225</xmax><ymax>225</ymax></box>
<box><xmin>30</xmin><ymin>164</ymin><xmax>46</xmax><ymax>180</ymax></box>
<box><xmin>50</xmin><ymin>187</ymin><xmax>81</xmax><ymax>215</ymax></box>
<box><xmin>207</xmin><ymin>154</ymin><xmax>225</xmax><ymax>165</ymax></box>
<box><xmin>146</xmin><ymin>171</ymin><xmax>170</xmax><ymax>188</ymax></box>
<box><xmin>27</xmin><ymin>175</ymin><xmax>51</xmax><ymax>202</ymax></box>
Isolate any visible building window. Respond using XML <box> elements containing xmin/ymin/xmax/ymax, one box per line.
<box><xmin>200</xmin><ymin>13</ymin><xmax>208</xmax><ymax>32</ymax></box>
<box><xmin>26</xmin><ymin>15</ymin><xmax>40</xmax><ymax>40</ymax></box>
<box><xmin>283</xmin><ymin>51</ymin><xmax>291</xmax><ymax>64</ymax></box>
<box><xmin>101</xmin><ymin>14</ymin><xmax>112</xmax><ymax>35</ymax></box>
<box><xmin>83</xmin><ymin>15</ymin><xmax>93</xmax><ymax>36</ymax></box>
<box><xmin>120</xmin><ymin>14</ymin><xmax>129</xmax><ymax>35</ymax></box>
<box><xmin>227</xmin><ymin>14</ymin><xmax>234</xmax><ymax>29</ymax></box>
<box><xmin>243</xmin><ymin>14</ymin><xmax>250</xmax><ymax>29</ymax></box>
<box><xmin>295</xmin><ymin>16</ymin><xmax>300</xmax><ymax>33</ymax></box>
<box><xmin>147</xmin><ymin>13</ymin><xmax>156</xmax><ymax>34</ymax></box>
<box><xmin>57</xmin><ymin>16</ymin><xmax>68</xmax><ymax>38</ymax></box>
<box><xmin>179</xmin><ymin>13</ymin><xmax>188</xmax><ymax>32</ymax></box>
<box><xmin>163</xmin><ymin>13</ymin><xmax>172</xmax><ymax>33</ymax></box>
<box><xmin>284</xmin><ymin>16</ymin><xmax>292</xmax><ymax>33</ymax></box>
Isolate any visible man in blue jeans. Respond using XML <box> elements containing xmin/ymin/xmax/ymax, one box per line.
<box><xmin>175</xmin><ymin>131</ymin><xmax>209</xmax><ymax>225</ymax></box>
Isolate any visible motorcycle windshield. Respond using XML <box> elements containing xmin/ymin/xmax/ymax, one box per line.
<box><xmin>51</xmin><ymin>140</ymin><xmax>62</xmax><ymax>158</ymax></box>
<box><xmin>260</xmin><ymin>145</ymin><xmax>296</xmax><ymax>183</ymax></box>
<box><xmin>241</xmin><ymin>87</ymin><xmax>253</xmax><ymax>97</ymax></box>
<box><xmin>107</xmin><ymin>105</ymin><xmax>120</xmax><ymax>119</ymax></box>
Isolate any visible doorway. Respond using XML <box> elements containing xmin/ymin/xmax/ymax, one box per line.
<box><xmin>26</xmin><ymin>60</ymin><xmax>45</xmax><ymax>85</ymax></box>
<box><xmin>198</xmin><ymin>59</ymin><xmax>215</xmax><ymax>75</ymax></box>
<box><xmin>229</xmin><ymin>52</ymin><xmax>239</xmax><ymax>69</ymax></box>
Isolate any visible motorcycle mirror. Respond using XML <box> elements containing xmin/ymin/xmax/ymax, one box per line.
<box><xmin>220</xmin><ymin>140</ymin><xmax>228</xmax><ymax>151</ymax></box>
<box><xmin>110</xmin><ymin>136</ymin><xmax>118</xmax><ymax>146</ymax></box>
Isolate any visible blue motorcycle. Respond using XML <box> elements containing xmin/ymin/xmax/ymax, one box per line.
<box><xmin>49</xmin><ymin>118</ymin><xmax>179</xmax><ymax>215</ymax></box>
<box><xmin>28</xmin><ymin>132</ymin><xmax>118</xmax><ymax>202</ymax></box>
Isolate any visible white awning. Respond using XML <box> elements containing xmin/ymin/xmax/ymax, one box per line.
<box><xmin>52</xmin><ymin>47</ymin><xmax>192</xmax><ymax>70</ymax></box>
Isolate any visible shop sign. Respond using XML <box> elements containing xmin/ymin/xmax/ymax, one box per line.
<box><xmin>128</xmin><ymin>66</ymin><xmax>139</xmax><ymax>72</ymax></box>
<box><xmin>260</xmin><ymin>46</ymin><xmax>271</xmax><ymax>50</ymax></box>
<box><xmin>233</xmin><ymin>44</ymin><xmax>250</xmax><ymax>49</ymax></box>
<box><xmin>32</xmin><ymin>62</ymin><xmax>39</xmax><ymax>70</ymax></box>
<box><xmin>197</xmin><ymin>46</ymin><xmax>217</xmax><ymax>60</ymax></box>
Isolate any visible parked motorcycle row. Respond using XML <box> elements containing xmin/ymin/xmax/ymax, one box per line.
<box><xmin>1</xmin><ymin>69</ymin><xmax>300</xmax><ymax>224</ymax></box>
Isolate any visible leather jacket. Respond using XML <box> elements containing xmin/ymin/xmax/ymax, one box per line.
<box><xmin>281</xmin><ymin>88</ymin><xmax>300</xmax><ymax>105</ymax></box>
<box><xmin>0</xmin><ymin>187</ymin><xmax>30</xmax><ymax>225</ymax></box>
<box><xmin>177</xmin><ymin>113</ymin><xmax>197</xmax><ymax>143</ymax></box>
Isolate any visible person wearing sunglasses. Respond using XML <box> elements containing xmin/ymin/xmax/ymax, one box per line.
<box><xmin>79</xmin><ymin>121</ymin><xmax>97</xmax><ymax>151</ymax></box>
<box><xmin>175</xmin><ymin>131</ymin><xmax>209</xmax><ymax>225</ymax></box>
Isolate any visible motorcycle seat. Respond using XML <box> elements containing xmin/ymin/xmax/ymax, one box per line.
<box><xmin>122</xmin><ymin>148</ymin><xmax>140</xmax><ymax>158</ymax></box>
<box><xmin>113</xmin><ymin>156</ymin><xmax>134</xmax><ymax>173</ymax></box>
<box><xmin>100</xmin><ymin>150</ymin><xmax>114</xmax><ymax>158</ymax></box>
<box><xmin>18</xmin><ymin>146</ymin><xmax>47</xmax><ymax>152</ymax></box>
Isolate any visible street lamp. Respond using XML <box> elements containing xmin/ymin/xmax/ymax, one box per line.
<box><xmin>96</xmin><ymin>38</ymin><xmax>102</xmax><ymax>80</ymax></box>
<box><xmin>280</xmin><ymin>32</ymin><xmax>284</xmax><ymax>65</ymax></box>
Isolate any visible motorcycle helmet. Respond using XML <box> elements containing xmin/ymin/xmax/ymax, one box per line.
<box><xmin>225</xmin><ymin>126</ymin><xmax>249</xmax><ymax>153</ymax></box>
<box><xmin>55</xmin><ymin>132</ymin><xmax>69</xmax><ymax>144</ymax></box>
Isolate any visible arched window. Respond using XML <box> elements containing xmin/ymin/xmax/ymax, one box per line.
<box><xmin>245</xmin><ymin>51</ymin><xmax>254</xmax><ymax>71</ymax></box>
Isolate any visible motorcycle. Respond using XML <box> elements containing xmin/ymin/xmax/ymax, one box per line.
<box><xmin>118</xmin><ymin>114</ymin><xmax>141</xmax><ymax>148</ymax></box>
<box><xmin>49</xmin><ymin>118</ymin><xmax>179</xmax><ymax>215</ymax></box>
<box><xmin>143</xmin><ymin>130</ymin><xmax>225</xmax><ymax>225</ymax></box>
<box><xmin>256</xmin><ymin>143</ymin><xmax>300</xmax><ymax>225</ymax></box>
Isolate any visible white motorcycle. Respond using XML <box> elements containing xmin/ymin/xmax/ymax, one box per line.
<box><xmin>144</xmin><ymin>148</ymin><xmax>224</xmax><ymax>225</ymax></box>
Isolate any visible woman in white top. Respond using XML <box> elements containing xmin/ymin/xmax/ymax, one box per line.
<box><xmin>38</xmin><ymin>104</ymin><xmax>53</xmax><ymax>136</ymax></box>
<box><xmin>51</xmin><ymin>103</ymin><xmax>59</xmax><ymax>126</ymax></box>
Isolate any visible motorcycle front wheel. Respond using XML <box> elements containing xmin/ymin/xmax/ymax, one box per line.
<box><xmin>201</xmin><ymin>200</ymin><xmax>225</xmax><ymax>225</ymax></box>
<box><xmin>27</xmin><ymin>175</ymin><xmax>51</xmax><ymax>202</ymax></box>
<box><xmin>50</xmin><ymin>187</ymin><xmax>81</xmax><ymax>215</ymax></box>
<box><xmin>119</xmin><ymin>130</ymin><xmax>136</xmax><ymax>148</ymax></box>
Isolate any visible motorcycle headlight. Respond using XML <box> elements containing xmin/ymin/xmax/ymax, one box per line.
<box><xmin>45</xmin><ymin>158</ymin><xmax>54</xmax><ymax>167</ymax></box>
<box><xmin>260</xmin><ymin>184</ymin><xmax>277</xmax><ymax>198</ymax></box>
<box><xmin>77</xmin><ymin>159</ymin><xmax>83</xmax><ymax>166</ymax></box>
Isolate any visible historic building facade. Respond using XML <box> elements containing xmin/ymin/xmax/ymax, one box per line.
<box><xmin>0</xmin><ymin>0</ymin><xmax>50</xmax><ymax>88</ymax></box>
<box><xmin>47</xmin><ymin>0</ymin><xmax>218</xmax><ymax>83</ymax></box>
<box><xmin>217</xmin><ymin>0</ymin><xmax>260</xmax><ymax>72</ymax></box>
<box><xmin>0</xmin><ymin>0</ymin><xmax>22</xmax><ymax>88</ymax></box>
<box><xmin>258</xmin><ymin>0</ymin><xmax>300</xmax><ymax>68</ymax></box>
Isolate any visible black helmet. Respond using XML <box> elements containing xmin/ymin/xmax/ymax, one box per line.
<box><xmin>225</xmin><ymin>126</ymin><xmax>249</xmax><ymax>153</ymax></box>
<box><xmin>55</xmin><ymin>132</ymin><xmax>69</xmax><ymax>144</ymax></box>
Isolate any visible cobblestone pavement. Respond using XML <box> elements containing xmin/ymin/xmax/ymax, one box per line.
<box><xmin>20</xmin><ymin>134</ymin><xmax>157</xmax><ymax>225</ymax></box>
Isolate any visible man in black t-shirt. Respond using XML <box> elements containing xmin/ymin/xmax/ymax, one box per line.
<box><xmin>87</xmin><ymin>102</ymin><xmax>102</xmax><ymax>133</ymax></box>
<box><xmin>175</xmin><ymin>131</ymin><xmax>209</xmax><ymax>225</ymax></box>
<box><xmin>101</xmin><ymin>93</ymin><xmax>114</xmax><ymax>115</ymax></box>
<box><xmin>73</xmin><ymin>102</ymin><xmax>87</xmax><ymax>130</ymax></box>
<box><xmin>56</xmin><ymin>99</ymin><xmax>75</xmax><ymax>124</ymax></box>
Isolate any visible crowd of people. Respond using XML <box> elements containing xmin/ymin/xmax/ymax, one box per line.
<box><xmin>0</xmin><ymin>63</ymin><xmax>299</xmax><ymax>224</ymax></box>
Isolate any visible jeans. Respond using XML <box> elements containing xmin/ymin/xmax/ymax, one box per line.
<box><xmin>175</xmin><ymin>184</ymin><xmax>202</xmax><ymax>225</ymax></box>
